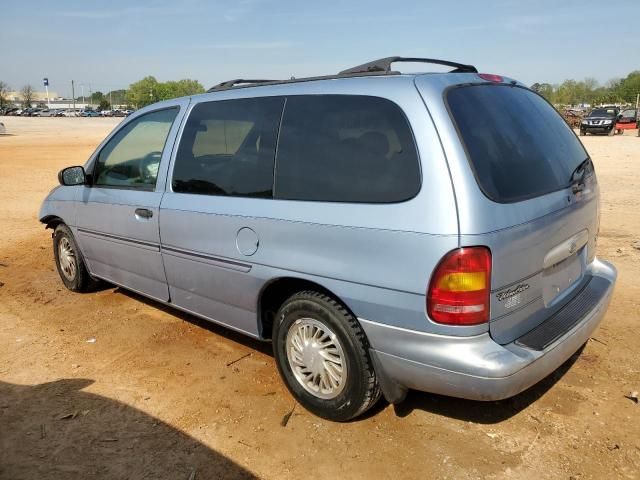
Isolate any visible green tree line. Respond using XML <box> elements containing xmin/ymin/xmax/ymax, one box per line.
<box><xmin>532</xmin><ymin>71</ymin><xmax>640</xmax><ymax>106</ymax></box>
<box><xmin>77</xmin><ymin>77</ymin><xmax>204</xmax><ymax>109</ymax></box>
<box><xmin>125</xmin><ymin>77</ymin><xmax>205</xmax><ymax>108</ymax></box>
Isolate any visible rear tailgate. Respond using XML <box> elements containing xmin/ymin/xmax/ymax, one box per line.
<box><xmin>424</xmin><ymin>79</ymin><xmax>600</xmax><ymax>345</ymax></box>
<box><xmin>473</xmin><ymin>192</ymin><xmax>598</xmax><ymax>344</ymax></box>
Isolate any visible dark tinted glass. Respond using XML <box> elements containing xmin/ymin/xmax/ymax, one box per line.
<box><xmin>173</xmin><ymin>97</ymin><xmax>284</xmax><ymax>197</ymax></box>
<box><xmin>274</xmin><ymin>95</ymin><xmax>420</xmax><ymax>203</ymax></box>
<box><xmin>447</xmin><ymin>85</ymin><xmax>588</xmax><ymax>202</ymax></box>
<box><xmin>588</xmin><ymin>109</ymin><xmax>616</xmax><ymax>117</ymax></box>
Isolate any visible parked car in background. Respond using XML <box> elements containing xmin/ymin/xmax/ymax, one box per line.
<box><xmin>580</xmin><ymin>107</ymin><xmax>619</xmax><ymax>135</ymax></box>
<box><xmin>1</xmin><ymin>107</ymin><xmax>18</xmax><ymax>116</ymax></box>
<box><xmin>617</xmin><ymin>109</ymin><xmax>637</xmax><ymax>124</ymax></box>
<box><xmin>41</xmin><ymin>57</ymin><xmax>617</xmax><ymax>421</ymax></box>
<box><xmin>80</xmin><ymin>110</ymin><xmax>100</xmax><ymax>117</ymax></box>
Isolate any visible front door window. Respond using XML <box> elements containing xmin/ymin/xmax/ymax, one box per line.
<box><xmin>94</xmin><ymin>108</ymin><xmax>178</xmax><ymax>189</ymax></box>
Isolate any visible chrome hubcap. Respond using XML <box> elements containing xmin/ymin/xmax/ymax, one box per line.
<box><xmin>286</xmin><ymin>318</ymin><xmax>347</xmax><ymax>400</ymax></box>
<box><xmin>58</xmin><ymin>236</ymin><xmax>77</xmax><ymax>281</ymax></box>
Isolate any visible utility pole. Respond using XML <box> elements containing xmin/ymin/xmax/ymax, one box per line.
<box><xmin>71</xmin><ymin>80</ymin><xmax>76</xmax><ymax>112</ymax></box>
<box><xmin>636</xmin><ymin>94</ymin><xmax>639</xmax><ymax>137</ymax></box>
<box><xmin>43</xmin><ymin>77</ymin><xmax>50</xmax><ymax>109</ymax></box>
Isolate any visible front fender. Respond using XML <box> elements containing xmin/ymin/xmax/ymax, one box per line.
<box><xmin>39</xmin><ymin>185</ymin><xmax>79</xmax><ymax>227</ymax></box>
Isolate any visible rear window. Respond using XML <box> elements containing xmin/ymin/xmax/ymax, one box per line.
<box><xmin>274</xmin><ymin>95</ymin><xmax>420</xmax><ymax>203</ymax></box>
<box><xmin>447</xmin><ymin>85</ymin><xmax>588</xmax><ymax>203</ymax></box>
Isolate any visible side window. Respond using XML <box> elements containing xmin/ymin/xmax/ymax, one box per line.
<box><xmin>274</xmin><ymin>95</ymin><xmax>421</xmax><ymax>203</ymax></box>
<box><xmin>94</xmin><ymin>108</ymin><xmax>178</xmax><ymax>189</ymax></box>
<box><xmin>172</xmin><ymin>97</ymin><xmax>284</xmax><ymax>197</ymax></box>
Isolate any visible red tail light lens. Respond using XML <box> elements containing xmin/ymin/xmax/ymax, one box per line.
<box><xmin>427</xmin><ymin>247</ymin><xmax>492</xmax><ymax>325</ymax></box>
<box><xmin>478</xmin><ymin>73</ymin><xmax>504</xmax><ymax>83</ymax></box>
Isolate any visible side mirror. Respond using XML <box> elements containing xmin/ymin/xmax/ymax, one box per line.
<box><xmin>58</xmin><ymin>166</ymin><xmax>86</xmax><ymax>186</ymax></box>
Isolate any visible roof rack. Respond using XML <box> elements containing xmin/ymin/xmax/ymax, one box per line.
<box><xmin>206</xmin><ymin>57</ymin><xmax>477</xmax><ymax>92</ymax></box>
<box><xmin>339</xmin><ymin>56</ymin><xmax>477</xmax><ymax>75</ymax></box>
<box><xmin>206</xmin><ymin>71</ymin><xmax>392</xmax><ymax>92</ymax></box>
<box><xmin>207</xmin><ymin>79</ymin><xmax>280</xmax><ymax>92</ymax></box>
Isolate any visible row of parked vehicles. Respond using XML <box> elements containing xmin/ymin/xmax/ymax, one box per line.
<box><xmin>0</xmin><ymin>107</ymin><xmax>135</xmax><ymax>117</ymax></box>
<box><xmin>561</xmin><ymin>106</ymin><xmax>638</xmax><ymax>135</ymax></box>
<box><xmin>580</xmin><ymin>107</ymin><xmax>638</xmax><ymax>136</ymax></box>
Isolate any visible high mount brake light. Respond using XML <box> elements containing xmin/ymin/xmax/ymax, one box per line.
<box><xmin>478</xmin><ymin>73</ymin><xmax>504</xmax><ymax>83</ymax></box>
<box><xmin>427</xmin><ymin>247</ymin><xmax>492</xmax><ymax>325</ymax></box>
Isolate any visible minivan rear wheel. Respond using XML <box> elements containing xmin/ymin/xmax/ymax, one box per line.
<box><xmin>273</xmin><ymin>291</ymin><xmax>381</xmax><ymax>421</ymax></box>
<box><xmin>53</xmin><ymin>224</ymin><xmax>94</xmax><ymax>292</ymax></box>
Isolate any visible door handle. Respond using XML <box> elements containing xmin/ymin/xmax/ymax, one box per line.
<box><xmin>135</xmin><ymin>208</ymin><xmax>153</xmax><ymax>219</ymax></box>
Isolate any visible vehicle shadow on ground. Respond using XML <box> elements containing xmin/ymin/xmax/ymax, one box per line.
<box><xmin>392</xmin><ymin>346</ymin><xmax>585</xmax><ymax>424</ymax></box>
<box><xmin>0</xmin><ymin>378</ymin><xmax>256</xmax><ymax>479</ymax></box>
<box><xmin>114</xmin><ymin>286</ymin><xmax>583</xmax><ymax>425</ymax></box>
<box><xmin>116</xmin><ymin>287</ymin><xmax>273</xmax><ymax>356</ymax></box>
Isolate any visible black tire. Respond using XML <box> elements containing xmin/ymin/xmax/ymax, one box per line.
<box><xmin>272</xmin><ymin>291</ymin><xmax>381</xmax><ymax>421</ymax></box>
<box><xmin>53</xmin><ymin>224</ymin><xmax>94</xmax><ymax>292</ymax></box>
<box><xmin>580</xmin><ymin>129</ymin><xmax>586</xmax><ymax>136</ymax></box>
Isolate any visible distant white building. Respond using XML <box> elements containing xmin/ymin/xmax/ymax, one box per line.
<box><xmin>5</xmin><ymin>91</ymin><xmax>91</xmax><ymax>109</ymax></box>
<box><xmin>6</xmin><ymin>90</ymin><xmax>59</xmax><ymax>104</ymax></box>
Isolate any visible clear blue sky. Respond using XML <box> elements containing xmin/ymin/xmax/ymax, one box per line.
<box><xmin>2</xmin><ymin>0</ymin><xmax>639</xmax><ymax>97</ymax></box>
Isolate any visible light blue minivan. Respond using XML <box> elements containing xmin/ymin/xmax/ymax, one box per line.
<box><xmin>41</xmin><ymin>57</ymin><xmax>616</xmax><ymax>421</ymax></box>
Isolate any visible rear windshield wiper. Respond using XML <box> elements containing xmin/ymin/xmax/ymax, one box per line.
<box><xmin>569</xmin><ymin>157</ymin><xmax>592</xmax><ymax>193</ymax></box>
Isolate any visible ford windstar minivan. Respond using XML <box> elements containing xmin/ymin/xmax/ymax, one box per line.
<box><xmin>40</xmin><ymin>57</ymin><xmax>617</xmax><ymax>421</ymax></box>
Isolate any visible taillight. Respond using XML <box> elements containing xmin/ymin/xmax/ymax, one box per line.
<box><xmin>477</xmin><ymin>73</ymin><xmax>503</xmax><ymax>83</ymax></box>
<box><xmin>427</xmin><ymin>247</ymin><xmax>491</xmax><ymax>325</ymax></box>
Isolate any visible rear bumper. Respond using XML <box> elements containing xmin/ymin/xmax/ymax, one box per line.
<box><xmin>362</xmin><ymin>258</ymin><xmax>616</xmax><ymax>402</ymax></box>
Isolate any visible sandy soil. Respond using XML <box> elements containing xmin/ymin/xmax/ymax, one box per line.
<box><xmin>0</xmin><ymin>117</ymin><xmax>639</xmax><ymax>480</ymax></box>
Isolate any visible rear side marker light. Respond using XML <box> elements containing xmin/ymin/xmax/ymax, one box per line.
<box><xmin>478</xmin><ymin>73</ymin><xmax>504</xmax><ymax>83</ymax></box>
<box><xmin>427</xmin><ymin>247</ymin><xmax>492</xmax><ymax>325</ymax></box>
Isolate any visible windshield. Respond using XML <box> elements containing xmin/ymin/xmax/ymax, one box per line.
<box><xmin>588</xmin><ymin>109</ymin><xmax>616</xmax><ymax>117</ymax></box>
<box><xmin>447</xmin><ymin>84</ymin><xmax>588</xmax><ymax>203</ymax></box>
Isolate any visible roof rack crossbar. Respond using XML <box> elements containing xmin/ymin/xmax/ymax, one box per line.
<box><xmin>207</xmin><ymin>79</ymin><xmax>280</xmax><ymax>92</ymax></box>
<box><xmin>339</xmin><ymin>56</ymin><xmax>477</xmax><ymax>75</ymax></box>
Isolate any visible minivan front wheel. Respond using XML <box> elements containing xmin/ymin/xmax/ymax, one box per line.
<box><xmin>53</xmin><ymin>224</ymin><xmax>93</xmax><ymax>292</ymax></box>
<box><xmin>273</xmin><ymin>291</ymin><xmax>381</xmax><ymax>421</ymax></box>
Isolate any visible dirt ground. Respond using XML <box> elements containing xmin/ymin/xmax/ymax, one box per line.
<box><xmin>0</xmin><ymin>117</ymin><xmax>639</xmax><ymax>480</ymax></box>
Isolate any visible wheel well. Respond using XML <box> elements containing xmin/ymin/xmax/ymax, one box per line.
<box><xmin>258</xmin><ymin>277</ymin><xmax>345</xmax><ymax>340</ymax></box>
<box><xmin>41</xmin><ymin>215</ymin><xmax>64</xmax><ymax>231</ymax></box>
